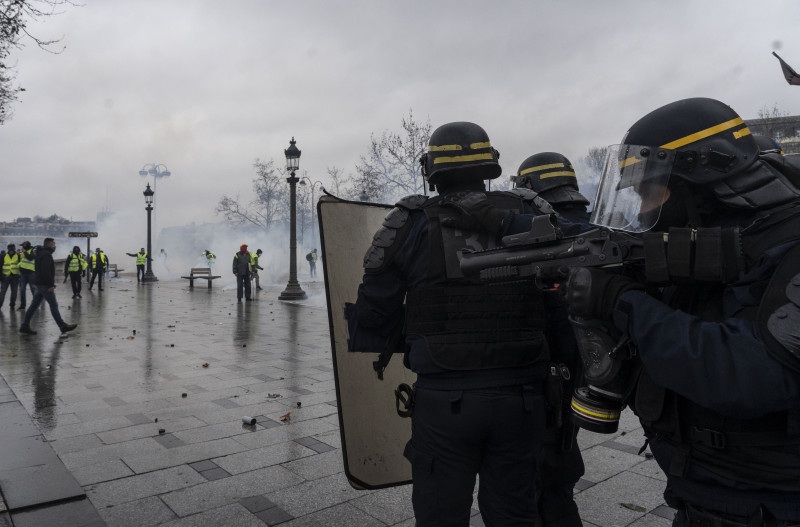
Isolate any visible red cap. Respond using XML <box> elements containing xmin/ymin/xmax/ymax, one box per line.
<box><xmin>240</xmin><ymin>244</ymin><xmax>248</xmax><ymax>250</ymax></box>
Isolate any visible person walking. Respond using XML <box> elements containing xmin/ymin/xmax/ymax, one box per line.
<box><xmin>19</xmin><ymin>238</ymin><xmax>77</xmax><ymax>335</ymax></box>
<box><xmin>251</xmin><ymin>249</ymin><xmax>264</xmax><ymax>290</ymax></box>
<box><xmin>88</xmin><ymin>247</ymin><xmax>108</xmax><ymax>291</ymax></box>
<box><xmin>126</xmin><ymin>248</ymin><xmax>147</xmax><ymax>282</ymax></box>
<box><xmin>306</xmin><ymin>248</ymin><xmax>318</xmax><ymax>278</ymax></box>
<box><xmin>64</xmin><ymin>246</ymin><xmax>87</xmax><ymax>298</ymax></box>
<box><xmin>0</xmin><ymin>243</ymin><xmax>20</xmax><ymax>310</ymax></box>
<box><xmin>17</xmin><ymin>240</ymin><xmax>36</xmax><ymax>311</ymax></box>
<box><xmin>232</xmin><ymin>244</ymin><xmax>252</xmax><ymax>302</ymax></box>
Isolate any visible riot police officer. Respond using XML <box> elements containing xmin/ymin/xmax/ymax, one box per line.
<box><xmin>564</xmin><ymin>98</ymin><xmax>800</xmax><ymax>526</ymax></box>
<box><xmin>513</xmin><ymin>152</ymin><xmax>591</xmax><ymax>223</ymax></box>
<box><xmin>511</xmin><ymin>151</ymin><xmax>588</xmax><ymax>526</ymax></box>
<box><xmin>353</xmin><ymin>122</ymin><xmax>564</xmax><ymax>526</ymax></box>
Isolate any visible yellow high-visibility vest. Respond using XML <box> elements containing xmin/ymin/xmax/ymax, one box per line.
<box><xmin>136</xmin><ymin>252</ymin><xmax>147</xmax><ymax>266</ymax></box>
<box><xmin>2</xmin><ymin>253</ymin><xmax>20</xmax><ymax>275</ymax></box>
<box><xmin>67</xmin><ymin>254</ymin><xmax>86</xmax><ymax>272</ymax></box>
<box><xmin>18</xmin><ymin>249</ymin><xmax>35</xmax><ymax>272</ymax></box>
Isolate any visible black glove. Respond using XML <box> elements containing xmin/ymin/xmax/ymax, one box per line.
<box><xmin>439</xmin><ymin>192</ymin><xmax>510</xmax><ymax>237</ymax></box>
<box><xmin>564</xmin><ymin>267</ymin><xmax>644</xmax><ymax>320</ymax></box>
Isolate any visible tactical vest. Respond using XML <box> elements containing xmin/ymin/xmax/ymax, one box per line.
<box><xmin>18</xmin><ymin>249</ymin><xmax>35</xmax><ymax>273</ymax></box>
<box><xmin>136</xmin><ymin>252</ymin><xmax>146</xmax><ymax>266</ymax></box>
<box><xmin>631</xmin><ymin>205</ymin><xmax>800</xmax><ymax>492</ymax></box>
<box><xmin>2</xmin><ymin>253</ymin><xmax>20</xmax><ymax>275</ymax></box>
<box><xmin>402</xmin><ymin>191</ymin><xmax>550</xmax><ymax>371</ymax></box>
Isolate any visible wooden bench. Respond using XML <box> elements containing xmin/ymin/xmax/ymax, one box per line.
<box><xmin>181</xmin><ymin>267</ymin><xmax>222</xmax><ymax>288</ymax></box>
<box><xmin>107</xmin><ymin>263</ymin><xmax>124</xmax><ymax>278</ymax></box>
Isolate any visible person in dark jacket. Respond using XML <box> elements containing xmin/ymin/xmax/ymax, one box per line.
<box><xmin>20</xmin><ymin>238</ymin><xmax>77</xmax><ymax>335</ymax></box>
<box><xmin>564</xmin><ymin>98</ymin><xmax>800</xmax><ymax>526</ymax></box>
<box><xmin>351</xmin><ymin>122</ymin><xmax>588</xmax><ymax>526</ymax></box>
<box><xmin>232</xmin><ymin>244</ymin><xmax>252</xmax><ymax>302</ymax></box>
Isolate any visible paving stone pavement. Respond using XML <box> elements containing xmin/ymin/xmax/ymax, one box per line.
<box><xmin>0</xmin><ymin>274</ymin><xmax>677</xmax><ymax>526</ymax></box>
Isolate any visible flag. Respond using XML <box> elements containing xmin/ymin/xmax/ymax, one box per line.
<box><xmin>773</xmin><ymin>52</ymin><xmax>800</xmax><ymax>86</ymax></box>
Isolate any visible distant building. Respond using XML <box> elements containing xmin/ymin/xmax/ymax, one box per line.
<box><xmin>0</xmin><ymin>215</ymin><xmax>97</xmax><ymax>257</ymax></box>
<box><xmin>745</xmin><ymin>115</ymin><xmax>800</xmax><ymax>154</ymax></box>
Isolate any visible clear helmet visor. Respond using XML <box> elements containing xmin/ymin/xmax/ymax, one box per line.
<box><xmin>590</xmin><ymin>144</ymin><xmax>675</xmax><ymax>233</ymax></box>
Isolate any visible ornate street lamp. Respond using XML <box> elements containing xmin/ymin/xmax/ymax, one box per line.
<box><xmin>279</xmin><ymin>137</ymin><xmax>307</xmax><ymax>301</ymax></box>
<box><xmin>299</xmin><ymin>177</ymin><xmax>324</xmax><ymax>251</ymax></box>
<box><xmin>141</xmin><ymin>183</ymin><xmax>158</xmax><ymax>283</ymax></box>
<box><xmin>138</xmin><ymin>163</ymin><xmax>171</xmax><ymax>241</ymax></box>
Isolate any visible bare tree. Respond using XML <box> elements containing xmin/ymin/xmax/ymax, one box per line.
<box><xmin>758</xmin><ymin>103</ymin><xmax>789</xmax><ymax>120</ymax></box>
<box><xmin>355</xmin><ymin>109</ymin><xmax>432</xmax><ymax>203</ymax></box>
<box><xmin>582</xmin><ymin>146</ymin><xmax>608</xmax><ymax>178</ymax></box>
<box><xmin>216</xmin><ymin>159</ymin><xmax>289</xmax><ymax>232</ymax></box>
<box><xmin>1</xmin><ymin>0</ymin><xmax>76</xmax><ymax>124</ymax></box>
<box><xmin>755</xmin><ymin>103</ymin><xmax>791</xmax><ymax>141</ymax></box>
<box><xmin>325</xmin><ymin>166</ymin><xmax>351</xmax><ymax>197</ymax></box>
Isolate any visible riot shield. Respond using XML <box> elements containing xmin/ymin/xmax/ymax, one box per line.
<box><xmin>318</xmin><ymin>194</ymin><xmax>416</xmax><ymax>490</ymax></box>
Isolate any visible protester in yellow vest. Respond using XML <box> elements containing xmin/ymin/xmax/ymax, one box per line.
<box><xmin>17</xmin><ymin>240</ymin><xmax>36</xmax><ymax>311</ymax></box>
<box><xmin>0</xmin><ymin>243</ymin><xmax>20</xmax><ymax>310</ymax></box>
<box><xmin>64</xmin><ymin>246</ymin><xmax>88</xmax><ymax>299</ymax></box>
<box><xmin>251</xmin><ymin>249</ymin><xmax>264</xmax><ymax>290</ymax></box>
<box><xmin>126</xmin><ymin>247</ymin><xmax>147</xmax><ymax>282</ymax></box>
<box><xmin>89</xmin><ymin>247</ymin><xmax>108</xmax><ymax>291</ymax></box>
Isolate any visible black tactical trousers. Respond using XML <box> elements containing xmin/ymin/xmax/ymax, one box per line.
<box><xmin>404</xmin><ymin>385</ymin><xmax>545</xmax><ymax>526</ymax></box>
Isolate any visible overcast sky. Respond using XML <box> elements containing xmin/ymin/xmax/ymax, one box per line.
<box><xmin>2</xmin><ymin>0</ymin><xmax>799</xmax><ymax>234</ymax></box>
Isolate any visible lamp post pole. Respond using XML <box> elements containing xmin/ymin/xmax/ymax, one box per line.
<box><xmin>279</xmin><ymin>137</ymin><xmax>307</xmax><ymax>301</ymax></box>
<box><xmin>142</xmin><ymin>184</ymin><xmax>158</xmax><ymax>283</ymax></box>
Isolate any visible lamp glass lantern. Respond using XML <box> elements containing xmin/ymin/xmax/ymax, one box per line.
<box><xmin>143</xmin><ymin>183</ymin><xmax>154</xmax><ymax>205</ymax></box>
<box><xmin>285</xmin><ymin>137</ymin><xmax>301</xmax><ymax>172</ymax></box>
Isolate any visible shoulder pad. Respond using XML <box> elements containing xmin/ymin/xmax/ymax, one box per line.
<box><xmin>507</xmin><ymin>188</ymin><xmax>556</xmax><ymax>215</ymax></box>
<box><xmin>759</xmin><ymin>243</ymin><xmax>800</xmax><ymax>374</ymax></box>
<box><xmin>395</xmin><ymin>194</ymin><xmax>428</xmax><ymax>210</ymax></box>
<box><xmin>383</xmin><ymin>206</ymin><xmax>409</xmax><ymax>229</ymax></box>
<box><xmin>508</xmin><ymin>188</ymin><xmax>539</xmax><ymax>201</ymax></box>
<box><xmin>363</xmin><ymin>205</ymin><xmax>416</xmax><ymax>272</ymax></box>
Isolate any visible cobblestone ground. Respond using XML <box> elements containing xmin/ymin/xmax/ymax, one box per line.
<box><xmin>0</xmin><ymin>275</ymin><xmax>675</xmax><ymax>526</ymax></box>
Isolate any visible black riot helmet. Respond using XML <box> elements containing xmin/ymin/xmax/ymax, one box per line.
<box><xmin>752</xmin><ymin>134</ymin><xmax>784</xmax><ymax>155</ymax></box>
<box><xmin>593</xmin><ymin>97</ymin><xmax>800</xmax><ymax>232</ymax></box>
<box><xmin>513</xmin><ymin>152</ymin><xmax>589</xmax><ymax>207</ymax></box>
<box><xmin>420</xmin><ymin>122</ymin><xmax>501</xmax><ymax>191</ymax></box>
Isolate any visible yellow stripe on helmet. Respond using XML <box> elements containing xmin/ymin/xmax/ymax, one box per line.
<box><xmin>470</xmin><ymin>141</ymin><xmax>491</xmax><ymax>150</ymax></box>
<box><xmin>433</xmin><ymin>153</ymin><xmax>495</xmax><ymax>164</ymax></box>
<box><xmin>519</xmin><ymin>163</ymin><xmax>566</xmax><ymax>176</ymax></box>
<box><xmin>428</xmin><ymin>144</ymin><xmax>463</xmax><ymax>152</ymax></box>
<box><xmin>659</xmin><ymin>117</ymin><xmax>746</xmax><ymax>149</ymax></box>
<box><xmin>540</xmin><ymin>170</ymin><xmax>577</xmax><ymax>179</ymax></box>
<box><xmin>733</xmin><ymin>127</ymin><xmax>752</xmax><ymax>140</ymax></box>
